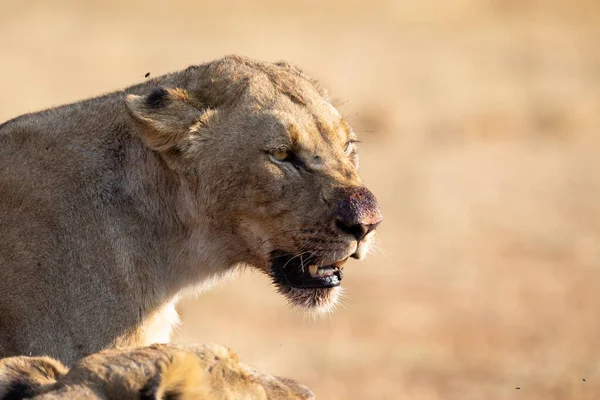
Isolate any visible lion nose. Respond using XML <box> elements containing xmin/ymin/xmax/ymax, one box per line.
<box><xmin>336</xmin><ymin>218</ymin><xmax>381</xmax><ymax>241</ymax></box>
<box><xmin>334</xmin><ymin>186</ymin><xmax>383</xmax><ymax>241</ymax></box>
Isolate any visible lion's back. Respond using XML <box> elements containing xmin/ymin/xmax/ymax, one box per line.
<box><xmin>0</xmin><ymin>344</ymin><xmax>314</xmax><ymax>399</ymax></box>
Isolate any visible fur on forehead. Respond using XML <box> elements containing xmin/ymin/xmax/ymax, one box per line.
<box><xmin>125</xmin><ymin>56</ymin><xmax>333</xmax><ymax>154</ymax></box>
<box><xmin>185</xmin><ymin>55</ymin><xmax>329</xmax><ymax>109</ymax></box>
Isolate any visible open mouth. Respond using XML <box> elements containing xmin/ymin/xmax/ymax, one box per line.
<box><xmin>270</xmin><ymin>251</ymin><xmax>347</xmax><ymax>289</ymax></box>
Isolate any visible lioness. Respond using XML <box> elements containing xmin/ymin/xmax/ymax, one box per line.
<box><xmin>0</xmin><ymin>55</ymin><xmax>382</xmax><ymax>364</ymax></box>
<box><xmin>0</xmin><ymin>344</ymin><xmax>314</xmax><ymax>399</ymax></box>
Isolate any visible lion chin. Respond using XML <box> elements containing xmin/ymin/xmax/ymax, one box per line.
<box><xmin>276</xmin><ymin>284</ymin><xmax>342</xmax><ymax>315</ymax></box>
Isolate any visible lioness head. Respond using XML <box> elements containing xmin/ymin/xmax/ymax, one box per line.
<box><xmin>0</xmin><ymin>344</ymin><xmax>313</xmax><ymax>399</ymax></box>
<box><xmin>126</xmin><ymin>56</ymin><xmax>382</xmax><ymax>312</ymax></box>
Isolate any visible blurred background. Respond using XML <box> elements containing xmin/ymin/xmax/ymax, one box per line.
<box><xmin>1</xmin><ymin>1</ymin><xmax>599</xmax><ymax>398</ymax></box>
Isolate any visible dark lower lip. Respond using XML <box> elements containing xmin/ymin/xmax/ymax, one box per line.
<box><xmin>282</xmin><ymin>267</ymin><xmax>342</xmax><ymax>289</ymax></box>
<box><xmin>270</xmin><ymin>252</ymin><xmax>344</xmax><ymax>289</ymax></box>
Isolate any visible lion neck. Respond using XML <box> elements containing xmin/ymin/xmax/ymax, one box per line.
<box><xmin>121</xmin><ymin>132</ymin><xmax>242</xmax><ymax>308</ymax></box>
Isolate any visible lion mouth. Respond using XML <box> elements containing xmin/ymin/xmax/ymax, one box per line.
<box><xmin>269</xmin><ymin>252</ymin><xmax>347</xmax><ymax>289</ymax></box>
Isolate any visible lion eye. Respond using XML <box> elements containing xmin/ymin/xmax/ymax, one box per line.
<box><xmin>271</xmin><ymin>149</ymin><xmax>292</xmax><ymax>162</ymax></box>
<box><xmin>269</xmin><ymin>148</ymin><xmax>306</xmax><ymax>170</ymax></box>
<box><xmin>344</xmin><ymin>140</ymin><xmax>359</xmax><ymax>154</ymax></box>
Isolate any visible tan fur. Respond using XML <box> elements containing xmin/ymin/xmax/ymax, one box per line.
<box><xmin>0</xmin><ymin>55</ymin><xmax>382</xmax><ymax>364</ymax></box>
<box><xmin>0</xmin><ymin>344</ymin><xmax>313</xmax><ymax>399</ymax></box>
<box><xmin>0</xmin><ymin>356</ymin><xmax>67</xmax><ymax>398</ymax></box>
<box><xmin>139</xmin><ymin>301</ymin><xmax>180</xmax><ymax>346</ymax></box>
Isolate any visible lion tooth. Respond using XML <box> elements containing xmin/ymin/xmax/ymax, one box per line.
<box><xmin>308</xmin><ymin>265</ymin><xmax>318</xmax><ymax>277</ymax></box>
<box><xmin>317</xmin><ymin>267</ymin><xmax>334</xmax><ymax>277</ymax></box>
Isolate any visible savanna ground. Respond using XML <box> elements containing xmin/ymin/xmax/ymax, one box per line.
<box><xmin>1</xmin><ymin>1</ymin><xmax>599</xmax><ymax>398</ymax></box>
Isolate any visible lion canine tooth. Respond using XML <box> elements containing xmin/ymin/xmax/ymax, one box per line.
<box><xmin>308</xmin><ymin>265</ymin><xmax>318</xmax><ymax>276</ymax></box>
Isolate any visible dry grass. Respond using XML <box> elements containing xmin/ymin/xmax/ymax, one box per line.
<box><xmin>1</xmin><ymin>1</ymin><xmax>599</xmax><ymax>398</ymax></box>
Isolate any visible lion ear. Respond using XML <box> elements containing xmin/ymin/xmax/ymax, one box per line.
<box><xmin>126</xmin><ymin>87</ymin><xmax>204</xmax><ymax>152</ymax></box>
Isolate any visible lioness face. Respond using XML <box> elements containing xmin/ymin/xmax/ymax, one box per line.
<box><xmin>231</xmin><ymin>96</ymin><xmax>382</xmax><ymax>311</ymax></box>
<box><xmin>127</xmin><ymin>57</ymin><xmax>382</xmax><ymax>312</ymax></box>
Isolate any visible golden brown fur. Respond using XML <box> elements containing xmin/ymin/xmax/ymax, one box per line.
<box><xmin>0</xmin><ymin>344</ymin><xmax>313</xmax><ymax>399</ymax></box>
<box><xmin>0</xmin><ymin>55</ymin><xmax>381</xmax><ymax>364</ymax></box>
<box><xmin>0</xmin><ymin>356</ymin><xmax>67</xmax><ymax>399</ymax></box>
